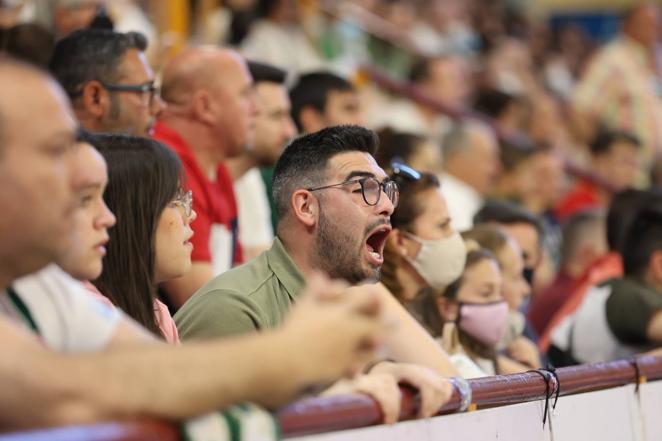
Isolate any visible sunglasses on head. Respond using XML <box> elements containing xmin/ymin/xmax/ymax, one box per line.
<box><xmin>389</xmin><ymin>159</ymin><xmax>422</xmax><ymax>182</ymax></box>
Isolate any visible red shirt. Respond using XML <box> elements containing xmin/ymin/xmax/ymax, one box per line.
<box><xmin>153</xmin><ymin>121</ymin><xmax>243</xmax><ymax>273</ymax></box>
<box><xmin>527</xmin><ymin>270</ymin><xmax>578</xmax><ymax>337</ymax></box>
<box><xmin>555</xmin><ymin>179</ymin><xmax>602</xmax><ymax>222</ymax></box>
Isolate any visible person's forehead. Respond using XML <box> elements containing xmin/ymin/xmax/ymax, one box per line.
<box><xmin>327</xmin><ymin>89</ymin><xmax>358</xmax><ymax>105</ymax></box>
<box><xmin>117</xmin><ymin>49</ymin><xmax>153</xmax><ymax>82</ymax></box>
<box><xmin>73</xmin><ymin>143</ymin><xmax>108</xmax><ymax>187</ymax></box>
<box><xmin>5</xmin><ymin>76</ymin><xmax>77</xmax><ymax>144</ymax></box>
<box><xmin>328</xmin><ymin>151</ymin><xmax>386</xmax><ymax>180</ymax></box>
<box><xmin>468</xmin><ymin>259</ymin><xmax>501</xmax><ymax>282</ymax></box>
<box><xmin>503</xmin><ymin>222</ymin><xmax>539</xmax><ymax>244</ymax></box>
<box><xmin>255</xmin><ymin>82</ymin><xmax>290</xmax><ymax>110</ymax></box>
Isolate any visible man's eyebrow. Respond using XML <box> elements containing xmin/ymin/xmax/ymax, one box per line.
<box><xmin>343</xmin><ymin>170</ymin><xmax>376</xmax><ymax>181</ymax></box>
<box><xmin>74</xmin><ymin>182</ymin><xmax>104</xmax><ymax>192</ymax></box>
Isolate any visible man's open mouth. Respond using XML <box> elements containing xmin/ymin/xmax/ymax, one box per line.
<box><xmin>365</xmin><ymin>225</ymin><xmax>392</xmax><ymax>265</ymax></box>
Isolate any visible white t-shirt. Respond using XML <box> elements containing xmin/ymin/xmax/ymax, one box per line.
<box><xmin>235</xmin><ymin>168</ymin><xmax>274</xmax><ymax>251</ymax></box>
<box><xmin>440</xmin><ymin>173</ymin><xmax>483</xmax><ymax>232</ymax></box>
<box><xmin>1</xmin><ymin>265</ymin><xmax>121</xmax><ymax>353</ymax></box>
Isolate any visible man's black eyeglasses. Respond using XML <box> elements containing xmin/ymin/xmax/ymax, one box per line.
<box><xmin>307</xmin><ymin>176</ymin><xmax>399</xmax><ymax>208</ymax></box>
<box><xmin>100</xmin><ymin>81</ymin><xmax>160</xmax><ymax>106</ymax></box>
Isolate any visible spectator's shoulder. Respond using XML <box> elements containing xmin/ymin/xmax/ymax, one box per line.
<box><xmin>174</xmin><ymin>255</ymin><xmax>276</xmax><ymax>340</ymax></box>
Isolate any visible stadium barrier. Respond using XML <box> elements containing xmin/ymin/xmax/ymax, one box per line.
<box><xmin>3</xmin><ymin>355</ymin><xmax>661</xmax><ymax>441</ymax></box>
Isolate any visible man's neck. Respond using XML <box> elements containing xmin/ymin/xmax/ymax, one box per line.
<box><xmin>160</xmin><ymin>116</ymin><xmax>222</xmax><ymax>179</ymax></box>
<box><xmin>278</xmin><ymin>230</ymin><xmax>320</xmax><ymax>280</ymax></box>
<box><xmin>226</xmin><ymin>155</ymin><xmax>258</xmax><ymax>181</ymax></box>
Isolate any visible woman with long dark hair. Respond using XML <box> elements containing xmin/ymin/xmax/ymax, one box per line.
<box><xmin>91</xmin><ymin>134</ymin><xmax>196</xmax><ymax>343</ymax></box>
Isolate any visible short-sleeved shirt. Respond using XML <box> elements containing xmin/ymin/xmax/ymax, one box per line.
<box><xmin>175</xmin><ymin>237</ymin><xmax>305</xmax><ymax>340</ymax></box>
<box><xmin>606</xmin><ymin>277</ymin><xmax>662</xmax><ymax>345</ymax></box>
<box><xmin>153</xmin><ymin>121</ymin><xmax>243</xmax><ymax>274</ymax></box>
<box><xmin>0</xmin><ymin>264</ymin><xmax>121</xmax><ymax>353</ymax></box>
<box><xmin>84</xmin><ymin>281</ymin><xmax>180</xmax><ymax>344</ymax></box>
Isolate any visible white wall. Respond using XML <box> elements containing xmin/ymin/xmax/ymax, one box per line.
<box><xmin>288</xmin><ymin>381</ymin><xmax>662</xmax><ymax>441</ymax></box>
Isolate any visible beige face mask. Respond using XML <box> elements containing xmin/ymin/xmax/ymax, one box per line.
<box><xmin>404</xmin><ymin>231</ymin><xmax>467</xmax><ymax>291</ymax></box>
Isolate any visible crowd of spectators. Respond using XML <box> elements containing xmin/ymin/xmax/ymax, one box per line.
<box><xmin>1</xmin><ymin>0</ymin><xmax>662</xmax><ymax>438</ymax></box>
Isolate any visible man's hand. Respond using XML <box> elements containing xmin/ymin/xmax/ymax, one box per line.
<box><xmin>369</xmin><ymin>361</ymin><xmax>453</xmax><ymax>420</ymax></box>
<box><xmin>280</xmin><ymin>273</ymin><xmax>385</xmax><ymax>386</ymax></box>
<box><xmin>322</xmin><ymin>374</ymin><xmax>403</xmax><ymax>425</ymax></box>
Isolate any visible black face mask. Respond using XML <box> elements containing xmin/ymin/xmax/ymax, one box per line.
<box><xmin>523</xmin><ymin>267</ymin><xmax>535</xmax><ymax>286</ymax></box>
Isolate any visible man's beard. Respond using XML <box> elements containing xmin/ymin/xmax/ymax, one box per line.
<box><xmin>312</xmin><ymin>206</ymin><xmax>380</xmax><ymax>284</ymax></box>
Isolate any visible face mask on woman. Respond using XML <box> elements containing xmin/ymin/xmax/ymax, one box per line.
<box><xmin>457</xmin><ymin>300</ymin><xmax>510</xmax><ymax>348</ymax></box>
<box><xmin>404</xmin><ymin>231</ymin><xmax>467</xmax><ymax>291</ymax></box>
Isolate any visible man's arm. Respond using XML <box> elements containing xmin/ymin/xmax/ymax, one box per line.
<box><xmin>0</xmin><ymin>276</ymin><xmax>384</xmax><ymax>431</ymax></box>
<box><xmin>160</xmin><ymin>262</ymin><xmax>214</xmax><ymax>309</ymax></box>
<box><xmin>646</xmin><ymin>310</ymin><xmax>662</xmax><ymax>343</ymax></box>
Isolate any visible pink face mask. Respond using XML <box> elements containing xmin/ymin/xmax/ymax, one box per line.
<box><xmin>457</xmin><ymin>300</ymin><xmax>510</xmax><ymax>348</ymax></box>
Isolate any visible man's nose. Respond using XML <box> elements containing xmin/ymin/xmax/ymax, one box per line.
<box><xmin>376</xmin><ymin>187</ymin><xmax>395</xmax><ymax>217</ymax></box>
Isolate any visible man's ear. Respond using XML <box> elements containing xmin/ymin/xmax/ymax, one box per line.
<box><xmin>291</xmin><ymin>189</ymin><xmax>318</xmax><ymax>228</ymax></box>
<box><xmin>299</xmin><ymin>106</ymin><xmax>324</xmax><ymax>134</ymax></box>
<box><xmin>81</xmin><ymin>80</ymin><xmax>109</xmax><ymax>119</ymax></box>
<box><xmin>192</xmin><ymin>90</ymin><xmax>215</xmax><ymax>125</ymax></box>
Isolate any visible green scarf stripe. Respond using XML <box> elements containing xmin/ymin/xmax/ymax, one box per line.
<box><xmin>7</xmin><ymin>287</ymin><xmax>40</xmax><ymax>334</ymax></box>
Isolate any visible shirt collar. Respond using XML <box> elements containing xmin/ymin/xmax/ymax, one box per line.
<box><xmin>266</xmin><ymin>237</ymin><xmax>306</xmax><ymax>300</ymax></box>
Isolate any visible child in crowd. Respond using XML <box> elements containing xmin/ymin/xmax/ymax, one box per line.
<box><xmin>436</xmin><ymin>247</ymin><xmax>509</xmax><ymax>378</ymax></box>
<box><xmin>463</xmin><ymin>224</ymin><xmax>542</xmax><ymax>370</ymax></box>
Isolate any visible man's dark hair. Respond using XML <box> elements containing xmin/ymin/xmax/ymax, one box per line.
<box><xmin>374</xmin><ymin>127</ymin><xmax>427</xmax><ymax>170</ymax></box>
<box><xmin>273</xmin><ymin>125</ymin><xmax>378</xmax><ymax>220</ymax></box>
<box><xmin>560</xmin><ymin>209</ymin><xmax>604</xmax><ymax>264</ymax></box>
<box><xmin>248</xmin><ymin>60</ymin><xmax>286</xmax><ymax>84</ymax></box>
<box><xmin>474</xmin><ymin>199</ymin><xmax>544</xmax><ymax>244</ymax></box>
<box><xmin>473</xmin><ymin>88</ymin><xmax>522</xmax><ymax>119</ymax></box>
<box><xmin>590</xmin><ymin>129</ymin><xmax>640</xmax><ymax>156</ymax></box>
<box><xmin>499</xmin><ymin>136</ymin><xmax>536</xmax><ymax>172</ymax></box>
<box><xmin>1</xmin><ymin>23</ymin><xmax>55</xmax><ymax>69</ymax></box>
<box><xmin>622</xmin><ymin>207</ymin><xmax>662</xmax><ymax>278</ymax></box>
<box><xmin>289</xmin><ymin>71</ymin><xmax>354</xmax><ymax>131</ymax></box>
<box><xmin>607</xmin><ymin>188</ymin><xmax>662</xmax><ymax>252</ymax></box>
<box><xmin>49</xmin><ymin>28</ymin><xmax>147</xmax><ymax>99</ymax></box>
<box><xmin>90</xmin><ymin>133</ymin><xmax>183</xmax><ymax>339</ymax></box>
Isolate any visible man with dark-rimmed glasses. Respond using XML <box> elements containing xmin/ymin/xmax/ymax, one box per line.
<box><xmin>177</xmin><ymin>125</ymin><xmax>398</xmax><ymax>339</ymax></box>
<box><xmin>176</xmin><ymin>125</ymin><xmax>455</xmax><ymax>425</ymax></box>
<box><xmin>49</xmin><ymin>28</ymin><xmax>164</xmax><ymax>137</ymax></box>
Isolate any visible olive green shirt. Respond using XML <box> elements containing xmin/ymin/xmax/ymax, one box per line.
<box><xmin>606</xmin><ymin>276</ymin><xmax>662</xmax><ymax>345</ymax></box>
<box><xmin>175</xmin><ymin>238</ymin><xmax>305</xmax><ymax>340</ymax></box>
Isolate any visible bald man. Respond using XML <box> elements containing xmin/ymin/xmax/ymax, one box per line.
<box><xmin>153</xmin><ymin>47</ymin><xmax>258</xmax><ymax>308</ymax></box>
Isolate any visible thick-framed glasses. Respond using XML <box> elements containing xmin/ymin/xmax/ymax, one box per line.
<box><xmin>170</xmin><ymin>189</ymin><xmax>193</xmax><ymax>219</ymax></box>
<box><xmin>307</xmin><ymin>177</ymin><xmax>399</xmax><ymax>208</ymax></box>
<box><xmin>100</xmin><ymin>81</ymin><xmax>160</xmax><ymax>106</ymax></box>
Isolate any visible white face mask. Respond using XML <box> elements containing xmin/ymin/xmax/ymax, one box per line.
<box><xmin>404</xmin><ymin>231</ymin><xmax>467</xmax><ymax>291</ymax></box>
